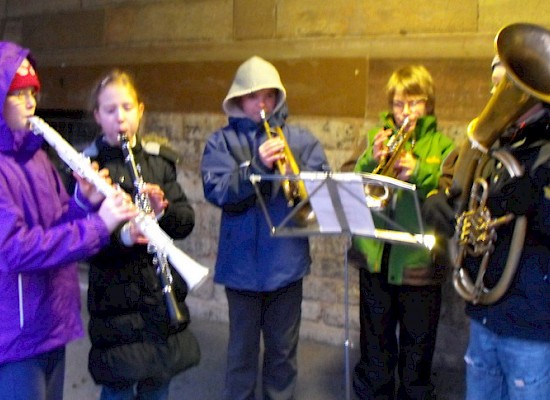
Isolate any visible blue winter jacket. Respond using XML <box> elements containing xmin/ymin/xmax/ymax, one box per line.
<box><xmin>464</xmin><ymin>109</ymin><xmax>550</xmax><ymax>341</ymax></box>
<box><xmin>201</xmin><ymin>114</ymin><xmax>328</xmax><ymax>291</ymax></box>
<box><xmin>0</xmin><ymin>42</ymin><xmax>111</xmax><ymax>365</ymax></box>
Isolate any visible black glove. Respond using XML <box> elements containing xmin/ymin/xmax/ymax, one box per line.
<box><xmin>422</xmin><ymin>188</ymin><xmax>460</xmax><ymax>237</ymax></box>
<box><xmin>488</xmin><ymin>173</ymin><xmax>534</xmax><ymax>217</ymax></box>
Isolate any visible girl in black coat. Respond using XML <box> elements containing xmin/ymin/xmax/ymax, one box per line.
<box><xmin>85</xmin><ymin>69</ymin><xmax>200</xmax><ymax>400</ymax></box>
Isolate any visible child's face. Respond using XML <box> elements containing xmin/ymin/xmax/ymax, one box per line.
<box><xmin>391</xmin><ymin>88</ymin><xmax>427</xmax><ymax>130</ymax></box>
<box><xmin>94</xmin><ymin>82</ymin><xmax>144</xmax><ymax>147</ymax></box>
<box><xmin>240</xmin><ymin>88</ymin><xmax>278</xmax><ymax>123</ymax></box>
<box><xmin>3</xmin><ymin>87</ymin><xmax>37</xmax><ymax>132</ymax></box>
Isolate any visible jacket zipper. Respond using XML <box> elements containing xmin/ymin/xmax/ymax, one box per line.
<box><xmin>18</xmin><ymin>273</ymin><xmax>24</xmax><ymax>328</ymax></box>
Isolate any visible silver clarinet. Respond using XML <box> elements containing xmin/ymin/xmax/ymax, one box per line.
<box><xmin>28</xmin><ymin>116</ymin><xmax>209</xmax><ymax>293</ymax></box>
<box><xmin>119</xmin><ymin>132</ymin><xmax>184</xmax><ymax>325</ymax></box>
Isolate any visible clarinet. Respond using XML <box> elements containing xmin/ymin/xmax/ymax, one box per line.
<box><xmin>27</xmin><ymin>116</ymin><xmax>209</xmax><ymax>294</ymax></box>
<box><xmin>119</xmin><ymin>133</ymin><xmax>185</xmax><ymax>325</ymax></box>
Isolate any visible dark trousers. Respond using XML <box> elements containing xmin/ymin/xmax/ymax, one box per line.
<box><xmin>224</xmin><ymin>280</ymin><xmax>302</xmax><ymax>400</ymax></box>
<box><xmin>353</xmin><ymin>268</ymin><xmax>442</xmax><ymax>400</ymax></box>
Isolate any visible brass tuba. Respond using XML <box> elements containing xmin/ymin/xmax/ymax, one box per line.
<box><xmin>449</xmin><ymin>22</ymin><xmax>550</xmax><ymax>304</ymax></box>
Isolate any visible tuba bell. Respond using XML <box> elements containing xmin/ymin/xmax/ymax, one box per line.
<box><xmin>449</xmin><ymin>22</ymin><xmax>550</xmax><ymax>304</ymax></box>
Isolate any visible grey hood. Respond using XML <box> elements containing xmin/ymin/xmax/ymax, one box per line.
<box><xmin>222</xmin><ymin>56</ymin><xmax>287</xmax><ymax>118</ymax></box>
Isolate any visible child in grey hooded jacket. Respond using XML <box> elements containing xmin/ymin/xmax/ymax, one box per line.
<box><xmin>201</xmin><ymin>56</ymin><xmax>328</xmax><ymax>400</ymax></box>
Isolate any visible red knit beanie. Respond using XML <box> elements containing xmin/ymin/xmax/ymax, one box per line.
<box><xmin>8</xmin><ymin>58</ymin><xmax>41</xmax><ymax>92</ymax></box>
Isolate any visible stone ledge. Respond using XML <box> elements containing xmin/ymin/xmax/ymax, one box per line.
<box><xmin>31</xmin><ymin>33</ymin><xmax>495</xmax><ymax>67</ymax></box>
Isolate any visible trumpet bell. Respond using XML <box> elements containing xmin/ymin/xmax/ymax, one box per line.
<box><xmin>290</xmin><ymin>201</ymin><xmax>317</xmax><ymax>228</ymax></box>
<box><xmin>364</xmin><ymin>183</ymin><xmax>390</xmax><ymax>210</ymax></box>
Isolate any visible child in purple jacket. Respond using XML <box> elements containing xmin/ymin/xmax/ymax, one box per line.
<box><xmin>0</xmin><ymin>41</ymin><xmax>136</xmax><ymax>400</ymax></box>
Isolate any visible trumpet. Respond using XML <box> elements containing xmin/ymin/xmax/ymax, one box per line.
<box><xmin>119</xmin><ymin>133</ymin><xmax>184</xmax><ymax>325</ymax></box>
<box><xmin>365</xmin><ymin>117</ymin><xmax>411</xmax><ymax>208</ymax></box>
<box><xmin>260</xmin><ymin>109</ymin><xmax>314</xmax><ymax>226</ymax></box>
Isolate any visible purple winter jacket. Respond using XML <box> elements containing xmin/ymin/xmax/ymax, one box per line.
<box><xmin>0</xmin><ymin>42</ymin><xmax>111</xmax><ymax>364</ymax></box>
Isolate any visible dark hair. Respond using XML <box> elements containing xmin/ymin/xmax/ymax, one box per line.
<box><xmin>89</xmin><ymin>69</ymin><xmax>140</xmax><ymax>112</ymax></box>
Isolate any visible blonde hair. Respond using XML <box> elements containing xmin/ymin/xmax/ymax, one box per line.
<box><xmin>386</xmin><ymin>65</ymin><xmax>435</xmax><ymax>115</ymax></box>
<box><xmin>89</xmin><ymin>69</ymin><xmax>141</xmax><ymax>112</ymax></box>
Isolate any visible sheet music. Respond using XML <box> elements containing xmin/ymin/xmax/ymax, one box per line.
<box><xmin>335</xmin><ymin>175</ymin><xmax>375</xmax><ymax>236</ymax></box>
<box><xmin>304</xmin><ymin>173</ymin><xmax>375</xmax><ymax>235</ymax></box>
<box><xmin>304</xmin><ymin>179</ymin><xmax>342</xmax><ymax>233</ymax></box>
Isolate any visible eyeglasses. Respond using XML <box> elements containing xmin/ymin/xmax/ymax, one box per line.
<box><xmin>392</xmin><ymin>98</ymin><xmax>427</xmax><ymax>111</ymax></box>
<box><xmin>7</xmin><ymin>88</ymin><xmax>39</xmax><ymax>104</ymax></box>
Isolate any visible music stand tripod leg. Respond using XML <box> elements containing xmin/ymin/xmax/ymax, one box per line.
<box><xmin>343</xmin><ymin>233</ymin><xmax>352</xmax><ymax>400</ymax></box>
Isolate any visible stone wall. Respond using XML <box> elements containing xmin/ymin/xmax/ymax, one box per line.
<box><xmin>3</xmin><ymin>0</ymin><xmax>549</xmax><ymax>369</ymax></box>
<box><xmin>138</xmin><ymin>111</ymin><xmax>471</xmax><ymax>369</ymax></box>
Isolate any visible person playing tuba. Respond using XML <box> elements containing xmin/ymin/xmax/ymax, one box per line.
<box><xmin>422</xmin><ymin>23</ymin><xmax>550</xmax><ymax>400</ymax></box>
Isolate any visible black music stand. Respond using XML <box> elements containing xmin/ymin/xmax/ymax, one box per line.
<box><xmin>249</xmin><ymin>172</ymin><xmax>433</xmax><ymax>400</ymax></box>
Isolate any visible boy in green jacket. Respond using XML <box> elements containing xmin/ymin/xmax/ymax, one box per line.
<box><xmin>352</xmin><ymin>65</ymin><xmax>455</xmax><ymax>400</ymax></box>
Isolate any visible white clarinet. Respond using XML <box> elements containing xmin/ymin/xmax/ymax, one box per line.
<box><xmin>28</xmin><ymin>116</ymin><xmax>209</xmax><ymax>291</ymax></box>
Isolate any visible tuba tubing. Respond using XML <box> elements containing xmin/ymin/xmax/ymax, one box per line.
<box><xmin>453</xmin><ymin>216</ymin><xmax>527</xmax><ymax>304</ymax></box>
<box><xmin>448</xmin><ymin>22</ymin><xmax>550</xmax><ymax>304</ymax></box>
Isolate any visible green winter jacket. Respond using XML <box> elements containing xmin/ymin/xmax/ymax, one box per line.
<box><xmin>353</xmin><ymin>112</ymin><xmax>455</xmax><ymax>285</ymax></box>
